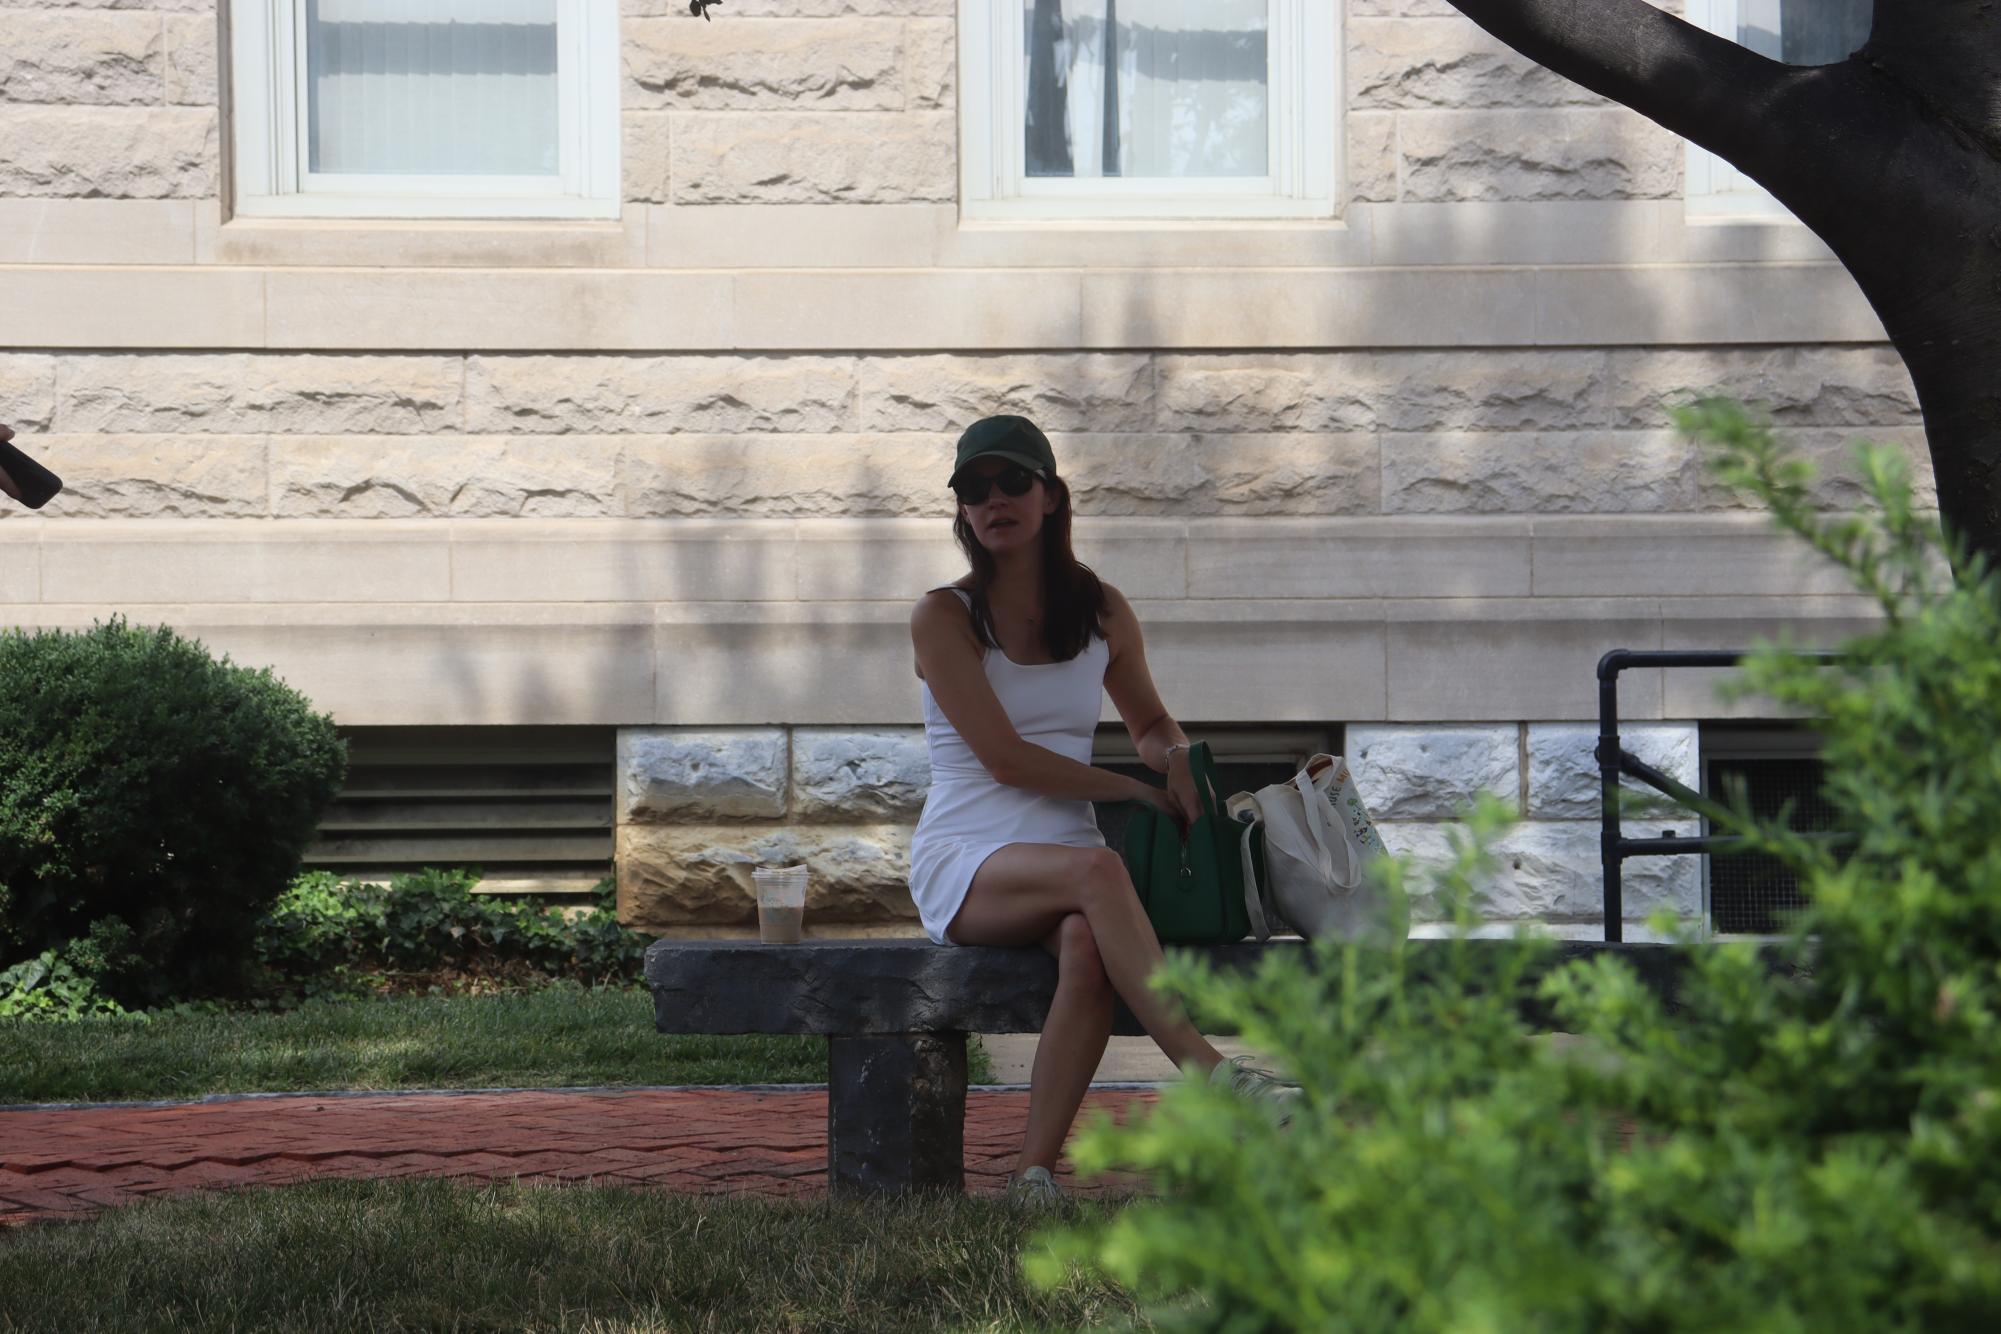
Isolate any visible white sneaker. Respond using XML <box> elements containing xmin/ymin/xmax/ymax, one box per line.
<box><xmin>1209</xmin><ymin>1054</ymin><xmax>1304</xmax><ymax>1127</ymax></box>
<box><xmin>1005</xmin><ymin>1164</ymin><xmax>1068</xmax><ymax>1211</ymax></box>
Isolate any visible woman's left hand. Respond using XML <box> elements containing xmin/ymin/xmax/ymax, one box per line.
<box><xmin>1166</xmin><ymin>749</ymin><xmax>1201</xmax><ymax>828</ymax></box>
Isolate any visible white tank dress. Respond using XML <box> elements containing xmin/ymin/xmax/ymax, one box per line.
<box><xmin>907</xmin><ymin>587</ymin><xmax>1110</xmax><ymax>945</ymax></box>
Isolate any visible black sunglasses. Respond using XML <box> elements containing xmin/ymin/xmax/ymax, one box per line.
<box><xmin>952</xmin><ymin>464</ymin><xmax>1043</xmax><ymax>506</ymax></box>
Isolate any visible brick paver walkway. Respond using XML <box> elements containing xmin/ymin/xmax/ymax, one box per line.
<box><xmin>0</xmin><ymin>1087</ymin><xmax>1159</xmax><ymax>1228</ymax></box>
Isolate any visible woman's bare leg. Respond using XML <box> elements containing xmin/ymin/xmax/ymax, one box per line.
<box><xmin>946</xmin><ymin>844</ymin><xmax>1226</xmax><ymax>1076</ymax></box>
<box><xmin>1016</xmin><ymin>912</ymin><xmax>1114</xmax><ymax>1174</ymax></box>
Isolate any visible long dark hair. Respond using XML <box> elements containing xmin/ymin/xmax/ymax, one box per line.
<box><xmin>952</xmin><ymin>470</ymin><xmax>1107</xmax><ymax>662</ymax></box>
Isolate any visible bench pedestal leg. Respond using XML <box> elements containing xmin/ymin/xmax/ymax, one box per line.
<box><xmin>826</xmin><ymin>1032</ymin><xmax>967</xmax><ymax>1197</ymax></box>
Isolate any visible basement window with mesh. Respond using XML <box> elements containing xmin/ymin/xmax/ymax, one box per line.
<box><xmin>302</xmin><ymin>725</ymin><xmax>614</xmax><ymax>897</ymax></box>
<box><xmin>1701</xmin><ymin>724</ymin><xmax>1836</xmax><ymax>935</ymax></box>
<box><xmin>1090</xmin><ymin>724</ymin><xmax>1338</xmax><ymax>853</ymax></box>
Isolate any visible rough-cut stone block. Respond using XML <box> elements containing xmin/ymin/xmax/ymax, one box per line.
<box><xmin>1347</xmin><ymin>111</ymin><xmax>1398</xmax><ymax>202</ymax></box>
<box><xmin>621</xmin><ymin>728</ymin><xmax>789</xmax><ymax>821</ymax></box>
<box><xmin>625</xmin><ymin>17</ymin><xmax>903</xmax><ymax>110</ymax></box>
<box><xmin>465</xmin><ymin>355</ymin><xmax>857</xmax><ymax>434</ymax></box>
<box><xmin>620</xmin><ymin>823</ymin><xmax>916</xmax><ymax>929</ymax></box>
<box><xmin>163</xmin><ymin>11</ymin><xmax>215</xmax><ymax>105</ymax></box>
<box><xmin>791</xmin><ymin>729</ymin><xmax>930</xmax><ymax>821</ymax></box>
<box><xmin>1603</xmin><ymin>347</ymin><xmax>1920</xmax><ymax>428</ymax></box>
<box><xmin>1381</xmin><ymin>430</ymin><xmax>1702</xmax><ymax>513</ymax></box>
<box><xmin>860</xmin><ymin>355</ymin><xmax>1154</xmax><ymax>433</ymax></box>
<box><xmin>0</xmin><ymin>105</ymin><xmax>216</xmax><ymax>197</ymax></box>
<box><xmin>58</xmin><ymin>354</ymin><xmax>462</xmax><ymax>434</ymax></box>
<box><xmin>12</xmin><ymin>433</ymin><xmax>265</xmax><ymax>518</ymax></box>
<box><xmin>1350</xmin><ymin>16</ymin><xmax>1598</xmax><ymax>109</ymax></box>
<box><xmin>1527</xmin><ymin>722</ymin><xmax>1698</xmax><ymax>819</ymax></box>
<box><xmin>1348</xmin><ymin>724</ymin><xmax>1519</xmax><ymax>820</ymax></box>
<box><xmin>827</xmin><ymin>1033</ymin><xmax>965</xmax><ymax>1196</ymax></box>
<box><xmin>1382</xmin><ymin>818</ymin><xmax>1700</xmax><ymax>920</ymax></box>
<box><xmin>269</xmin><ymin>437</ymin><xmax>619</xmax><ymax>518</ymax></box>
<box><xmin>0</xmin><ymin>355</ymin><xmax>57</xmax><ymax>432</ymax></box>
<box><xmin>671</xmin><ymin>112</ymin><xmax>956</xmax><ymax>204</ymax></box>
<box><xmin>1698</xmin><ymin>427</ymin><xmax>1937</xmax><ymax>512</ymax></box>
<box><xmin>1399</xmin><ymin>109</ymin><xmax>1681</xmax><ymax>201</ymax></box>
<box><xmin>0</xmin><ymin>10</ymin><xmax>164</xmax><ymax>105</ymax></box>
<box><xmin>1349</xmin><ymin>0</ymin><xmax>1465</xmax><ymax>15</ymax></box>
<box><xmin>1056</xmin><ymin>432</ymin><xmax>1383</xmax><ymax>516</ymax></box>
<box><xmin>905</xmin><ymin>17</ymin><xmax>955</xmax><ymax>110</ymax></box>
<box><xmin>622</xmin><ymin>112</ymin><xmax>671</xmax><ymax>204</ymax></box>
<box><xmin>616</xmin><ymin>434</ymin><xmax>944</xmax><ymax>518</ymax></box>
<box><xmin>1156</xmin><ymin>351</ymin><xmax>1608</xmax><ymax>434</ymax></box>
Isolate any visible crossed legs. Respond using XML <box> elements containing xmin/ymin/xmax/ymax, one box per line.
<box><xmin>943</xmin><ymin>843</ymin><xmax>1227</xmax><ymax>1175</ymax></box>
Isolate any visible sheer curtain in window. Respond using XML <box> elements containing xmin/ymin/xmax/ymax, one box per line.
<box><xmin>1024</xmin><ymin>0</ymin><xmax>1268</xmax><ymax>179</ymax></box>
<box><xmin>1734</xmin><ymin>0</ymin><xmax>1870</xmax><ymax>65</ymax></box>
<box><xmin>306</xmin><ymin>0</ymin><xmax>560</xmax><ymax>177</ymax></box>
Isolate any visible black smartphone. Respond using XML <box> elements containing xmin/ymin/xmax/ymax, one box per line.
<box><xmin>0</xmin><ymin>424</ymin><xmax>62</xmax><ymax>510</ymax></box>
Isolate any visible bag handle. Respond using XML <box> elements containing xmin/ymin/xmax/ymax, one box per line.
<box><xmin>1234</xmin><ymin>801</ymin><xmax>1274</xmax><ymax>942</ymax></box>
<box><xmin>1295</xmin><ymin>766</ymin><xmax>1364</xmax><ymax>892</ymax></box>
<box><xmin>1187</xmin><ymin>741</ymin><xmax>1227</xmax><ymax>826</ymax></box>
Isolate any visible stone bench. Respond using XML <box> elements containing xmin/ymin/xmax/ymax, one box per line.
<box><xmin>643</xmin><ymin>936</ymin><xmax>1703</xmax><ymax>1197</ymax></box>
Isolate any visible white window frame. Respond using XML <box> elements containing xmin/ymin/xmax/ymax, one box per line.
<box><xmin>1683</xmin><ymin>0</ymin><xmax>1812</xmax><ymax>220</ymax></box>
<box><xmin>960</xmin><ymin>0</ymin><xmax>1338</xmax><ymax>221</ymax></box>
<box><xmin>229</xmin><ymin>0</ymin><xmax>621</xmax><ymax>221</ymax></box>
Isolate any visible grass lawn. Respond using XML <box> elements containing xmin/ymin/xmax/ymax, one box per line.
<box><xmin>0</xmin><ymin>986</ymin><xmax>995</xmax><ymax>1104</ymax></box>
<box><xmin>0</xmin><ymin>1177</ymin><xmax>1146</xmax><ymax>1333</ymax></box>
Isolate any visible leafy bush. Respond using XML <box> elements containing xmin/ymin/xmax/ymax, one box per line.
<box><xmin>1028</xmin><ymin>405</ymin><xmax>2001</xmax><ymax>1330</ymax></box>
<box><xmin>255</xmin><ymin>869</ymin><xmax>652</xmax><ymax>997</ymax></box>
<box><xmin>0</xmin><ymin>935</ymin><xmax>137</xmax><ymax>1022</ymax></box>
<box><xmin>0</xmin><ymin>619</ymin><xmax>347</xmax><ymax>1009</ymax></box>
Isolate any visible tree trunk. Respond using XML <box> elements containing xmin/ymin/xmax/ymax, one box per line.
<box><xmin>1443</xmin><ymin>0</ymin><xmax>2001</xmax><ymax>571</ymax></box>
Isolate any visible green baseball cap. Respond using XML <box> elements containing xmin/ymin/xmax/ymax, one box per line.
<box><xmin>949</xmin><ymin>414</ymin><xmax>1057</xmax><ymax>486</ymax></box>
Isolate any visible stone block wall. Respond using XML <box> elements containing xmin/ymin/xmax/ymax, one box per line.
<box><xmin>0</xmin><ymin>0</ymin><xmax>218</xmax><ymax>199</ymax></box>
<box><xmin>620</xmin><ymin>722</ymin><xmax>1708</xmax><ymax>939</ymax></box>
<box><xmin>1352</xmin><ymin>722</ymin><xmax>1704</xmax><ymax>935</ymax></box>
<box><xmin>0</xmin><ymin>0</ymin><xmax>1879</xmax><ymax>940</ymax></box>
<box><xmin>619</xmin><ymin>726</ymin><xmax>930</xmax><ymax>936</ymax></box>
<box><xmin>0</xmin><ymin>346</ymin><xmax>1929</xmax><ymax>521</ymax></box>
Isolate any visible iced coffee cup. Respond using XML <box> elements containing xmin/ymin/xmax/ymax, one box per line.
<box><xmin>752</xmin><ymin>864</ymin><xmax>808</xmax><ymax>944</ymax></box>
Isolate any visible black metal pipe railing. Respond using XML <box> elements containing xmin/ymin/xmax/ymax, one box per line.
<box><xmin>1596</xmin><ymin>648</ymin><xmax>1845</xmax><ymax>941</ymax></box>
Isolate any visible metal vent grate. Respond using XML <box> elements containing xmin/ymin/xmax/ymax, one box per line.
<box><xmin>303</xmin><ymin>725</ymin><xmax>615</xmax><ymax>895</ymax></box>
<box><xmin>1705</xmin><ymin>754</ymin><xmax>1835</xmax><ymax>935</ymax></box>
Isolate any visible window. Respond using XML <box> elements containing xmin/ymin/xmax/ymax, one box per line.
<box><xmin>1683</xmin><ymin>0</ymin><xmax>1869</xmax><ymax>217</ymax></box>
<box><xmin>960</xmin><ymin>0</ymin><xmax>1337</xmax><ymax>220</ymax></box>
<box><xmin>230</xmin><ymin>0</ymin><xmax>620</xmax><ymax>220</ymax></box>
<box><xmin>1701</xmin><ymin>725</ymin><xmax>1836</xmax><ymax>935</ymax></box>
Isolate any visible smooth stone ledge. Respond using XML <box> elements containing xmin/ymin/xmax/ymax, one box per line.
<box><xmin>0</xmin><ymin>262</ymin><xmax>1885</xmax><ymax>350</ymax></box>
<box><xmin>0</xmin><ymin>514</ymin><xmax>1894</xmax><ymax>604</ymax></box>
<box><xmin>0</xmin><ymin>593</ymin><xmax>1876</xmax><ymax>725</ymax></box>
<box><xmin>645</xmin><ymin>937</ymin><xmax>1800</xmax><ymax>1037</ymax></box>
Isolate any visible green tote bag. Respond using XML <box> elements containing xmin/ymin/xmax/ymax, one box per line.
<box><xmin>1118</xmin><ymin>742</ymin><xmax>1251</xmax><ymax>945</ymax></box>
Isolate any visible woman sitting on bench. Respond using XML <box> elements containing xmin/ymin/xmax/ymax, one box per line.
<box><xmin>907</xmin><ymin>414</ymin><xmax>1297</xmax><ymax>1211</ymax></box>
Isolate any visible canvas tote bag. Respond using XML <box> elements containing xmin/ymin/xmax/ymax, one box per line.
<box><xmin>1226</xmin><ymin>754</ymin><xmax>1401</xmax><ymax>944</ymax></box>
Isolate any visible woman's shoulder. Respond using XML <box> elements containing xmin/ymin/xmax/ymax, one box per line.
<box><xmin>913</xmin><ymin>583</ymin><xmax>973</xmax><ymax>614</ymax></box>
<box><xmin>1097</xmin><ymin>581</ymin><xmax>1139</xmax><ymax>653</ymax></box>
<box><xmin>911</xmin><ymin>584</ymin><xmax>976</xmax><ymax>637</ymax></box>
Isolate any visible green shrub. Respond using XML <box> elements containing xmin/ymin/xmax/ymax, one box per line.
<box><xmin>1027</xmin><ymin>404</ymin><xmax>2001</xmax><ymax>1330</ymax></box>
<box><xmin>255</xmin><ymin>869</ymin><xmax>652</xmax><ymax>995</ymax></box>
<box><xmin>0</xmin><ymin>618</ymin><xmax>347</xmax><ymax>1008</ymax></box>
